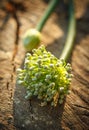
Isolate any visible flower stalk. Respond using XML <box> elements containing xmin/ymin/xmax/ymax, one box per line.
<box><xmin>36</xmin><ymin>0</ymin><xmax>59</xmax><ymax>32</ymax></box>
<box><xmin>23</xmin><ymin>0</ymin><xmax>59</xmax><ymax>51</ymax></box>
<box><xmin>60</xmin><ymin>0</ymin><xmax>76</xmax><ymax>61</ymax></box>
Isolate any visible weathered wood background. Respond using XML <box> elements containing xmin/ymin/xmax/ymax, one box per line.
<box><xmin>0</xmin><ymin>0</ymin><xmax>89</xmax><ymax>130</ymax></box>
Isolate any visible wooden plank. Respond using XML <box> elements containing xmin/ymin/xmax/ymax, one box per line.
<box><xmin>0</xmin><ymin>0</ymin><xmax>89</xmax><ymax>130</ymax></box>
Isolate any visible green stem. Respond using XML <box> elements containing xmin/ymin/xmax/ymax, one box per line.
<box><xmin>36</xmin><ymin>0</ymin><xmax>59</xmax><ymax>32</ymax></box>
<box><xmin>60</xmin><ymin>0</ymin><xmax>76</xmax><ymax>62</ymax></box>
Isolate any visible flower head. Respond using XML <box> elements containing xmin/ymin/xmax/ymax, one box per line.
<box><xmin>17</xmin><ymin>45</ymin><xmax>72</xmax><ymax>106</ymax></box>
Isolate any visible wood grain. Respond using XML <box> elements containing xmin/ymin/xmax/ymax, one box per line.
<box><xmin>0</xmin><ymin>0</ymin><xmax>89</xmax><ymax>130</ymax></box>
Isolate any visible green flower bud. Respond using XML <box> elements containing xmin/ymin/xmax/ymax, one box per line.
<box><xmin>34</xmin><ymin>84</ymin><xmax>39</xmax><ymax>87</ymax></box>
<box><xmin>56</xmin><ymin>63</ymin><xmax>60</xmax><ymax>67</ymax></box>
<box><xmin>37</xmin><ymin>59</ymin><xmax>41</xmax><ymax>64</ymax></box>
<box><xmin>67</xmin><ymin>90</ymin><xmax>71</xmax><ymax>94</ymax></box>
<box><xmin>54</xmin><ymin>75</ymin><xmax>58</xmax><ymax>79</ymax></box>
<box><xmin>40</xmin><ymin>102</ymin><xmax>47</xmax><ymax>107</ymax></box>
<box><xmin>34</xmin><ymin>90</ymin><xmax>38</xmax><ymax>96</ymax></box>
<box><xmin>52</xmin><ymin>90</ymin><xmax>56</xmax><ymax>95</ymax></box>
<box><xmin>25</xmin><ymin>92</ymin><xmax>32</xmax><ymax>99</ymax></box>
<box><xmin>32</xmin><ymin>77</ymin><xmax>37</xmax><ymax>81</ymax></box>
<box><xmin>46</xmin><ymin>74</ymin><xmax>51</xmax><ymax>80</ymax></box>
<box><xmin>51</xmin><ymin>101</ymin><xmax>54</xmax><ymax>106</ymax></box>
<box><xmin>45</xmin><ymin>78</ymin><xmax>49</xmax><ymax>83</ymax></box>
<box><xmin>49</xmin><ymin>64</ymin><xmax>54</xmax><ymax>68</ymax></box>
<box><xmin>59</xmin><ymin>99</ymin><xmax>63</xmax><ymax>104</ymax></box>
<box><xmin>16</xmin><ymin>68</ymin><xmax>22</xmax><ymax>73</ymax></box>
<box><xmin>59</xmin><ymin>87</ymin><xmax>64</xmax><ymax>91</ymax></box>
<box><xmin>29</xmin><ymin>66</ymin><xmax>34</xmax><ymax>71</ymax></box>
<box><xmin>43</xmin><ymin>65</ymin><xmax>48</xmax><ymax>69</ymax></box>
<box><xmin>17</xmin><ymin>80</ymin><xmax>24</xmax><ymax>84</ymax></box>
<box><xmin>47</xmin><ymin>97</ymin><xmax>51</xmax><ymax>101</ymax></box>
<box><xmin>38</xmin><ymin>82</ymin><xmax>43</xmax><ymax>87</ymax></box>
<box><xmin>35</xmin><ymin>73</ymin><xmax>40</xmax><ymax>78</ymax></box>
<box><xmin>60</xmin><ymin>95</ymin><xmax>64</xmax><ymax>99</ymax></box>
<box><xmin>38</xmin><ymin>56</ymin><xmax>42</xmax><ymax>59</ymax></box>
<box><xmin>24</xmin><ymin>59</ymin><xmax>29</xmax><ymax>64</ymax></box>
<box><xmin>23</xmin><ymin>29</ymin><xmax>41</xmax><ymax>51</ymax></box>
<box><xmin>26</xmin><ymin>53</ymin><xmax>31</xmax><ymax>57</ymax></box>
<box><xmin>43</xmin><ymin>54</ymin><xmax>48</xmax><ymax>58</ymax></box>
<box><xmin>49</xmin><ymin>82</ymin><xmax>55</xmax><ymax>87</ymax></box>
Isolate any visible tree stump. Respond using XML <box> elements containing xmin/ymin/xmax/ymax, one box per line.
<box><xmin>0</xmin><ymin>0</ymin><xmax>89</xmax><ymax>130</ymax></box>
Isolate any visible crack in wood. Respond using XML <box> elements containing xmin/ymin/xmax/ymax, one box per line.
<box><xmin>72</xmin><ymin>88</ymin><xmax>89</xmax><ymax>105</ymax></box>
<box><xmin>29</xmin><ymin>99</ymin><xmax>34</xmax><ymax>120</ymax></box>
<box><xmin>11</xmin><ymin>74</ymin><xmax>14</xmax><ymax>82</ymax></box>
<box><xmin>72</xmin><ymin>104</ymin><xmax>89</xmax><ymax>128</ymax></box>
<box><xmin>72</xmin><ymin>104</ymin><xmax>89</xmax><ymax>110</ymax></box>
<box><xmin>73</xmin><ymin>71</ymin><xmax>89</xmax><ymax>88</ymax></box>
<box><xmin>12</xmin><ymin>13</ymin><xmax>20</xmax><ymax>61</ymax></box>
<box><xmin>6</xmin><ymin>81</ymin><xmax>9</xmax><ymax>90</ymax></box>
<box><xmin>0</xmin><ymin>0</ymin><xmax>20</xmax><ymax>62</ymax></box>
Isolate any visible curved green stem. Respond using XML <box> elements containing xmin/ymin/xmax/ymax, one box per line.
<box><xmin>60</xmin><ymin>0</ymin><xmax>76</xmax><ymax>62</ymax></box>
<box><xmin>36</xmin><ymin>0</ymin><xmax>59</xmax><ymax>32</ymax></box>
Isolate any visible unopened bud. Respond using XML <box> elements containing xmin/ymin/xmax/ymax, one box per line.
<box><xmin>23</xmin><ymin>29</ymin><xmax>41</xmax><ymax>51</ymax></box>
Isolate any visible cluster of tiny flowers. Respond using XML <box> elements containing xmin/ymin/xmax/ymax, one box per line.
<box><xmin>17</xmin><ymin>45</ymin><xmax>72</xmax><ymax>106</ymax></box>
